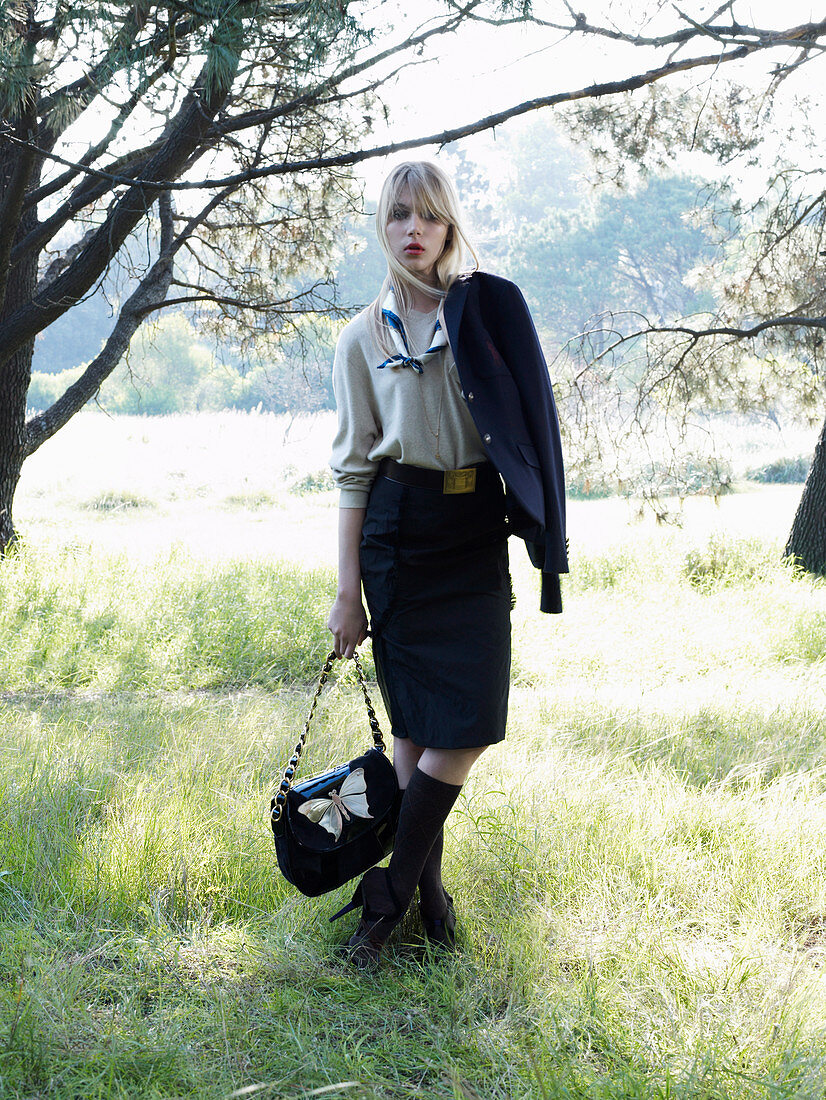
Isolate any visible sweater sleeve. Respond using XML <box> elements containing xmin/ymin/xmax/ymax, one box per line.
<box><xmin>329</xmin><ymin>320</ymin><xmax>382</xmax><ymax>508</ymax></box>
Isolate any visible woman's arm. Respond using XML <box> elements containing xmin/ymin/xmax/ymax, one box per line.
<box><xmin>327</xmin><ymin>506</ymin><xmax>369</xmax><ymax>659</ymax></box>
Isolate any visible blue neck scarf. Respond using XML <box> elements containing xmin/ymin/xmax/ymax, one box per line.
<box><xmin>377</xmin><ymin>289</ymin><xmax>447</xmax><ymax>373</ymax></box>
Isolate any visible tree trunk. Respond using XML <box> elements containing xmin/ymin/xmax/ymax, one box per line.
<box><xmin>784</xmin><ymin>412</ymin><xmax>826</xmax><ymax>573</ymax></box>
<box><xmin>0</xmin><ymin>342</ymin><xmax>32</xmax><ymax>553</ymax></box>
<box><xmin>0</xmin><ymin>145</ymin><xmax>39</xmax><ymax>553</ymax></box>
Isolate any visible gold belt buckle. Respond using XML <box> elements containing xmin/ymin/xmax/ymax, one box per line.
<box><xmin>443</xmin><ymin>467</ymin><xmax>477</xmax><ymax>494</ymax></box>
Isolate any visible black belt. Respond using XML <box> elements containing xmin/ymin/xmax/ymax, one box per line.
<box><xmin>378</xmin><ymin>458</ymin><xmax>496</xmax><ymax>495</ymax></box>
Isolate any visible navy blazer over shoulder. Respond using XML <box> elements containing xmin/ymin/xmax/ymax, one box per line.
<box><xmin>443</xmin><ymin>271</ymin><xmax>568</xmax><ymax>613</ymax></box>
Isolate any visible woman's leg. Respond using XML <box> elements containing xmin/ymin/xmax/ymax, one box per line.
<box><xmin>393</xmin><ymin>737</ymin><xmax>442</xmax><ymax>917</ymax></box>
<box><xmin>413</xmin><ymin>746</ymin><xmax>486</xmax><ymax>918</ymax></box>
<box><xmin>418</xmin><ymin>746</ymin><xmax>487</xmax><ymax>786</ymax></box>
<box><xmin>392</xmin><ymin>741</ymin><xmax>484</xmax><ymax>919</ymax></box>
<box><xmin>382</xmin><ymin>745</ymin><xmax>488</xmax><ymax>919</ymax></box>
<box><xmin>393</xmin><ymin>736</ymin><xmax>424</xmax><ymax>787</ymax></box>
<box><xmin>394</xmin><ymin>737</ymin><xmax>488</xmax><ymax>789</ymax></box>
<box><xmin>341</xmin><ymin>742</ymin><xmax>488</xmax><ymax>963</ymax></box>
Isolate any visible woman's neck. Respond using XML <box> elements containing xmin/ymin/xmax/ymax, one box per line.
<box><xmin>406</xmin><ymin>282</ymin><xmax>441</xmax><ymax>314</ymax></box>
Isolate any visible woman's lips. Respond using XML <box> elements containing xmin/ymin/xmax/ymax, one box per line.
<box><xmin>404</xmin><ymin>244</ymin><xmax>424</xmax><ymax>254</ymax></box>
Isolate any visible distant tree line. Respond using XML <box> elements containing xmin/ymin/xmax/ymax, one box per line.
<box><xmin>30</xmin><ymin>311</ymin><xmax>335</xmax><ymax>415</ymax></box>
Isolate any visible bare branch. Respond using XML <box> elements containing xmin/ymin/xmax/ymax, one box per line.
<box><xmin>13</xmin><ymin>140</ymin><xmax>169</xmax><ymax>265</ymax></box>
<box><xmin>594</xmin><ymin>312</ymin><xmax>826</xmax><ymax>365</ymax></box>
<box><xmin>24</xmin><ymin>191</ymin><xmax>176</xmax><ymax>457</ymax></box>
<box><xmin>0</xmin><ymin>42</ymin><xmax>242</xmax><ymax>367</ymax></box>
<box><xmin>530</xmin><ymin>10</ymin><xmax>826</xmax><ymax>52</ymax></box>
<box><xmin>138</xmin><ymin>292</ymin><xmax>339</xmax><ymax>317</ymax></box>
<box><xmin>0</xmin><ymin>41</ymin><xmax>764</xmax><ymax>195</ymax></box>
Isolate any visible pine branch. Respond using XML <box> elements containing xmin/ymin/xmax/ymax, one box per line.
<box><xmin>0</xmin><ymin>42</ymin><xmax>761</xmax><ymax>196</ymax></box>
<box><xmin>0</xmin><ymin>41</ymin><xmax>241</xmax><ymax>368</ymax></box>
<box><xmin>24</xmin><ymin>192</ymin><xmax>176</xmax><ymax>457</ymax></box>
<box><xmin>25</xmin><ymin>60</ymin><xmax>172</xmax><ymax>212</ymax></box>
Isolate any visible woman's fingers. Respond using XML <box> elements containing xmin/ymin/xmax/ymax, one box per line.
<box><xmin>327</xmin><ymin>601</ymin><xmax>368</xmax><ymax>659</ymax></box>
<box><xmin>336</xmin><ymin>628</ymin><xmax>365</xmax><ymax>660</ymax></box>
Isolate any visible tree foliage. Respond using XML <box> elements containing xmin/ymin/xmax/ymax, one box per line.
<box><xmin>28</xmin><ymin>312</ymin><xmax>336</xmax><ymax>414</ymax></box>
<box><xmin>508</xmin><ymin>174</ymin><xmax>717</xmax><ymax>352</ymax></box>
<box><xmin>526</xmin><ymin>5</ymin><xmax>826</xmax><ymax>567</ymax></box>
<box><xmin>0</xmin><ymin>0</ymin><xmax>551</xmax><ymax>546</ymax></box>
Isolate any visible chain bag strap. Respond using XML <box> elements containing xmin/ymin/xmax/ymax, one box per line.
<box><xmin>270</xmin><ymin>648</ymin><xmax>399</xmax><ymax>897</ymax></box>
<box><xmin>271</xmin><ymin>650</ymin><xmax>387</xmax><ymax>825</ymax></box>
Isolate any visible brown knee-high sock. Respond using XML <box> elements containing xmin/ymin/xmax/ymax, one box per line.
<box><xmin>416</xmin><ymin>828</ymin><xmax>447</xmax><ymax>918</ymax></box>
<box><xmin>387</xmin><ymin>767</ymin><xmax>461</xmax><ymax>914</ymax></box>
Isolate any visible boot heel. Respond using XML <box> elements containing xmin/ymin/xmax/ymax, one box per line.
<box><xmin>330</xmin><ymin>884</ymin><xmax>363</xmax><ymax>923</ymax></box>
<box><xmin>330</xmin><ymin>868</ymin><xmax>408</xmax><ymax>969</ymax></box>
<box><xmin>420</xmin><ymin>889</ymin><xmax>457</xmax><ymax>950</ymax></box>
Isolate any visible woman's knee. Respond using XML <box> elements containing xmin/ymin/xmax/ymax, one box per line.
<box><xmin>418</xmin><ymin>744</ymin><xmax>487</xmax><ymax>786</ymax></box>
<box><xmin>393</xmin><ymin>737</ymin><xmax>425</xmax><ymax>786</ymax></box>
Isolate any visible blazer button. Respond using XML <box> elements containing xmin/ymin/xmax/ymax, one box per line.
<box><xmin>483</xmin><ymin>433</ymin><xmax>491</xmax><ymax>444</ymax></box>
<box><xmin>467</xmin><ymin>392</ymin><xmax>475</xmax><ymax>401</ymax></box>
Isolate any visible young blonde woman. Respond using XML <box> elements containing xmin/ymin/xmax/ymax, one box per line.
<box><xmin>327</xmin><ymin>161</ymin><xmax>567</xmax><ymax>966</ymax></box>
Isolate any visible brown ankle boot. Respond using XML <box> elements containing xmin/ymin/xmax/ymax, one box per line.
<box><xmin>330</xmin><ymin>867</ymin><xmax>406</xmax><ymax>968</ymax></box>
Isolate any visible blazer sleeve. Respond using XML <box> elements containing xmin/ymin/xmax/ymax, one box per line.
<box><xmin>484</xmin><ymin>278</ymin><xmax>568</xmax><ymax>607</ymax></box>
<box><xmin>444</xmin><ymin>271</ymin><xmax>568</xmax><ymax>612</ymax></box>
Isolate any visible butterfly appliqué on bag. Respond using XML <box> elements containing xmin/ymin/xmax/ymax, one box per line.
<box><xmin>296</xmin><ymin>767</ymin><xmax>373</xmax><ymax>841</ymax></box>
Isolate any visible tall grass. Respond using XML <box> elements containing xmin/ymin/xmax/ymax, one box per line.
<box><xmin>0</xmin><ymin>545</ymin><xmax>335</xmax><ymax>691</ymax></box>
<box><xmin>3</xmin><ymin>519</ymin><xmax>826</xmax><ymax>1097</ymax></box>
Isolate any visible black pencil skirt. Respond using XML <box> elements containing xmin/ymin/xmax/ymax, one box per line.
<box><xmin>359</xmin><ymin>464</ymin><xmax>512</xmax><ymax>749</ymax></box>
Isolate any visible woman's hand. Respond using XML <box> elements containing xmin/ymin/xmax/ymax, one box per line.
<box><xmin>327</xmin><ymin>594</ymin><xmax>369</xmax><ymax>660</ymax></box>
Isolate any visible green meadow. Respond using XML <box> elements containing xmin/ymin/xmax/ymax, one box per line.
<box><xmin>2</xmin><ymin>411</ymin><xmax>826</xmax><ymax>1099</ymax></box>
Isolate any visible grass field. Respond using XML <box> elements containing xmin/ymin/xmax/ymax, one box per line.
<box><xmin>2</xmin><ymin>411</ymin><xmax>826</xmax><ymax>1099</ymax></box>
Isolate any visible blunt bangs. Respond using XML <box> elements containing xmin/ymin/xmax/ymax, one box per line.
<box><xmin>369</xmin><ymin>160</ymin><xmax>479</xmax><ymax>357</ymax></box>
<box><xmin>381</xmin><ymin>163</ymin><xmax>455</xmax><ymax>225</ymax></box>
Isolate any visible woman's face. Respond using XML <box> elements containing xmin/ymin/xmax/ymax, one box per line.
<box><xmin>384</xmin><ymin>187</ymin><xmax>450</xmax><ymax>286</ymax></box>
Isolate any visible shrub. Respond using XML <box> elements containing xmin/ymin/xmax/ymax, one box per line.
<box><xmin>82</xmin><ymin>491</ymin><xmax>155</xmax><ymax>512</ymax></box>
<box><xmin>745</xmin><ymin>455</ymin><xmax>811</xmax><ymax>484</ymax></box>
<box><xmin>27</xmin><ymin>366</ymin><xmax>84</xmax><ymax>412</ymax></box>
<box><xmin>222</xmin><ymin>491</ymin><xmax>281</xmax><ymax>511</ymax></box>
<box><xmin>683</xmin><ymin>534</ymin><xmax>775</xmax><ymax>590</ymax></box>
<box><xmin>565</xmin><ymin>474</ymin><xmax>615</xmax><ymax>501</ymax></box>
<box><xmin>566</xmin><ymin>547</ymin><xmax>641</xmax><ymax>590</ymax></box>
<box><xmin>774</xmin><ymin>609</ymin><xmax>826</xmax><ymax>664</ymax></box>
<box><xmin>289</xmin><ymin>470</ymin><xmax>334</xmax><ymax>495</ymax></box>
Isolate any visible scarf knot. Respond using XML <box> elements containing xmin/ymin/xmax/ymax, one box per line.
<box><xmin>376</xmin><ymin>289</ymin><xmax>446</xmax><ymax>372</ymax></box>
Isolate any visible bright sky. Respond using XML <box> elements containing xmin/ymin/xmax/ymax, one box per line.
<box><xmin>50</xmin><ymin>0</ymin><xmax>822</xmax><ymax>208</ymax></box>
<box><xmin>355</xmin><ymin>0</ymin><xmax>822</xmax><ymax>197</ymax></box>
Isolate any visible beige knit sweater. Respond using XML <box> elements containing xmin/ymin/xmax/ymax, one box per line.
<box><xmin>330</xmin><ymin>305</ymin><xmax>486</xmax><ymax>508</ymax></box>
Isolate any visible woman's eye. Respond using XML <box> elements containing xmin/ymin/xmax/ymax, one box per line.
<box><xmin>423</xmin><ymin>210</ymin><xmax>440</xmax><ymax>222</ymax></box>
<box><xmin>391</xmin><ymin>207</ymin><xmax>408</xmax><ymax>220</ymax></box>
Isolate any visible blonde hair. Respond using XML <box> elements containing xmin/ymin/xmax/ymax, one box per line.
<box><xmin>369</xmin><ymin>161</ymin><xmax>478</xmax><ymax>356</ymax></box>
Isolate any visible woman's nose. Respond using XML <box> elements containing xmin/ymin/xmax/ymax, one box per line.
<box><xmin>407</xmin><ymin>212</ymin><xmax>422</xmax><ymax>234</ymax></box>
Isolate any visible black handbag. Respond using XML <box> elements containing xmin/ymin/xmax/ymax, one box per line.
<box><xmin>271</xmin><ymin>650</ymin><xmax>400</xmax><ymax>897</ymax></box>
